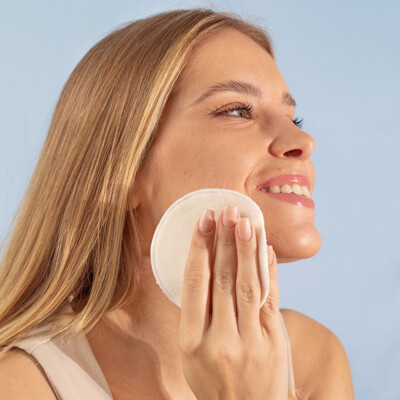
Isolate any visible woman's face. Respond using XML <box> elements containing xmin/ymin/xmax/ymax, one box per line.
<box><xmin>134</xmin><ymin>28</ymin><xmax>321</xmax><ymax>263</ymax></box>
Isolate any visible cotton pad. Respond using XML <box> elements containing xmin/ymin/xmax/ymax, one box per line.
<box><xmin>150</xmin><ymin>188</ymin><xmax>269</xmax><ymax>309</ymax></box>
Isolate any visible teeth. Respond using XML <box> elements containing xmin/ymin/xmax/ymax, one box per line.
<box><xmin>301</xmin><ymin>186</ymin><xmax>310</xmax><ymax>197</ymax></box>
<box><xmin>281</xmin><ymin>184</ymin><xmax>292</xmax><ymax>193</ymax></box>
<box><xmin>291</xmin><ymin>184</ymin><xmax>303</xmax><ymax>195</ymax></box>
<box><xmin>259</xmin><ymin>184</ymin><xmax>311</xmax><ymax>198</ymax></box>
<box><xmin>269</xmin><ymin>185</ymin><xmax>281</xmax><ymax>193</ymax></box>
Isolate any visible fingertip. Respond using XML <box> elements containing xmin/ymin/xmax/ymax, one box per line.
<box><xmin>268</xmin><ymin>245</ymin><xmax>275</xmax><ymax>266</ymax></box>
<box><xmin>198</xmin><ymin>209</ymin><xmax>215</xmax><ymax>235</ymax></box>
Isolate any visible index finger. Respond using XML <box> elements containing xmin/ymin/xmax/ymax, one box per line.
<box><xmin>179</xmin><ymin>209</ymin><xmax>215</xmax><ymax>347</ymax></box>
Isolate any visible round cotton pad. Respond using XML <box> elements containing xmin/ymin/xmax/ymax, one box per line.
<box><xmin>150</xmin><ymin>188</ymin><xmax>269</xmax><ymax>309</ymax></box>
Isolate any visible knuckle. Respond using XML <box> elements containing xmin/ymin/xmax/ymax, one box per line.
<box><xmin>219</xmin><ymin>234</ymin><xmax>236</xmax><ymax>247</ymax></box>
<box><xmin>180</xmin><ymin>339</ymin><xmax>202</xmax><ymax>357</ymax></box>
<box><xmin>192</xmin><ymin>236</ymin><xmax>209</xmax><ymax>250</ymax></box>
<box><xmin>260</xmin><ymin>295</ymin><xmax>280</xmax><ymax>314</ymax></box>
<box><xmin>211</xmin><ymin>344</ymin><xmax>238</xmax><ymax>364</ymax></box>
<box><xmin>218</xmin><ymin>346</ymin><xmax>233</xmax><ymax>363</ymax></box>
<box><xmin>184</xmin><ymin>264</ymin><xmax>209</xmax><ymax>289</ymax></box>
<box><xmin>237</xmin><ymin>283</ymin><xmax>259</xmax><ymax>304</ymax></box>
<box><xmin>214</xmin><ymin>270</ymin><xmax>234</xmax><ymax>294</ymax></box>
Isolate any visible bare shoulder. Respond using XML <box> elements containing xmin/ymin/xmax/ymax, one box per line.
<box><xmin>0</xmin><ymin>348</ymin><xmax>58</xmax><ymax>399</ymax></box>
<box><xmin>280</xmin><ymin>308</ymin><xmax>355</xmax><ymax>400</ymax></box>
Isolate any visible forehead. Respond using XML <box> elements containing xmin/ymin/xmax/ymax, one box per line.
<box><xmin>174</xmin><ymin>28</ymin><xmax>287</xmax><ymax>101</ymax></box>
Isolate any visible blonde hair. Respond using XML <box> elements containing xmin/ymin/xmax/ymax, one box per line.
<box><xmin>0</xmin><ymin>7</ymin><xmax>298</xmax><ymax>398</ymax></box>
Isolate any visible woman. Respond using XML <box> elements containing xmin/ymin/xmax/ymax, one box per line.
<box><xmin>0</xmin><ymin>8</ymin><xmax>354</xmax><ymax>399</ymax></box>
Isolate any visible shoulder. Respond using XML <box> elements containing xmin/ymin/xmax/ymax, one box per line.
<box><xmin>0</xmin><ymin>348</ymin><xmax>58</xmax><ymax>399</ymax></box>
<box><xmin>280</xmin><ymin>308</ymin><xmax>355</xmax><ymax>400</ymax></box>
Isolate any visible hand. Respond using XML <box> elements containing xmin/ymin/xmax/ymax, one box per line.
<box><xmin>179</xmin><ymin>205</ymin><xmax>289</xmax><ymax>400</ymax></box>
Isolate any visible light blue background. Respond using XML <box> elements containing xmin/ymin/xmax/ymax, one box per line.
<box><xmin>1</xmin><ymin>1</ymin><xmax>399</xmax><ymax>398</ymax></box>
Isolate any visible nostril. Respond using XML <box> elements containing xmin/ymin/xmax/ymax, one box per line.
<box><xmin>284</xmin><ymin>149</ymin><xmax>303</xmax><ymax>157</ymax></box>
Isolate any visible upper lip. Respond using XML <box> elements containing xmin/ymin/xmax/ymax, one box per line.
<box><xmin>256</xmin><ymin>174</ymin><xmax>311</xmax><ymax>191</ymax></box>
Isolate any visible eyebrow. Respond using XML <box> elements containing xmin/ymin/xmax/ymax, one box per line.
<box><xmin>190</xmin><ymin>79</ymin><xmax>296</xmax><ymax>108</ymax></box>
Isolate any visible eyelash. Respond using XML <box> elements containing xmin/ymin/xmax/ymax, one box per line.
<box><xmin>215</xmin><ymin>102</ymin><xmax>304</xmax><ymax>129</ymax></box>
<box><xmin>292</xmin><ymin>116</ymin><xmax>304</xmax><ymax>129</ymax></box>
<box><xmin>216</xmin><ymin>102</ymin><xmax>255</xmax><ymax>119</ymax></box>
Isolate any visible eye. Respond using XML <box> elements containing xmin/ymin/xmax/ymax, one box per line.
<box><xmin>292</xmin><ymin>116</ymin><xmax>304</xmax><ymax>129</ymax></box>
<box><xmin>214</xmin><ymin>102</ymin><xmax>255</xmax><ymax>119</ymax></box>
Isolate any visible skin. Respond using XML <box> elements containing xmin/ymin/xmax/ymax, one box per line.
<box><xmin>83</xmin><ymin>28</ymin><xmax>354</xmax><ymax>399</ymax></box>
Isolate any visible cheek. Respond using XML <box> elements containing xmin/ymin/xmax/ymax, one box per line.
<box><xmin>154</xmin><ymin>130</ymin><xmax>258</xmax><ymax>191</ymax></box>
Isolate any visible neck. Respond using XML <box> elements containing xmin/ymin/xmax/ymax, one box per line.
<box><xmin>85</xmin><ymin>256</ymin><xmax>196</xmax><ymax>399</ymax></box>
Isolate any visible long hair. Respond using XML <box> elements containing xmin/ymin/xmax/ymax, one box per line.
<box><xmin>0</xmin><ymin>4</ymin><xmax>274</xmax><ymax>350</ymax></box>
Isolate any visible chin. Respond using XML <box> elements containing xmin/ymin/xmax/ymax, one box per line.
<box><xmin>274</xmin><ymin>230</ymin><xmax>322</xmax><ymax>264</ymax></box>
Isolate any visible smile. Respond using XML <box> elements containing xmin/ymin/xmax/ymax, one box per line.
<box><xmin>259</xmin><ymin>184</ymin><xmax>311</xmax><ymax>198</ymax></box>
<box><xmin>258</xmin><ymin>185</ymin><xmax>315</xmax><ymax>209</ymax></box>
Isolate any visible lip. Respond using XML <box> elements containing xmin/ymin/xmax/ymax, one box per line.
<box><xmin>258</xmin><ymin>191</ymin><xmax>315</xmax><ymax>209</ymax></box>
<box><xmin>256</xmin><ymin>174</ymin><xmax>311</xmax><ymax>191</ymax></box>
<box><xmin>256</xmin><ymin>173</ymin><xmax>315</xmax><ymax>209</ymax></box>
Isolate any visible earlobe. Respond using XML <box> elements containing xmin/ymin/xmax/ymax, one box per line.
<box><xmin>126</xmin><ymin>182</ymin><xmax>141</xmax><ymax>211</ymax></box>
<box><xmin>126</xmin><ymin>196</ymin><xmax>140</xmax><ymax>211</ymax></box>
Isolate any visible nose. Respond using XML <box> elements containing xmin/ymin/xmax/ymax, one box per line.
<box><xmin>268</xmin><ymin>126</ymin><xmax>315</xmax><ymax>160</ymax></box>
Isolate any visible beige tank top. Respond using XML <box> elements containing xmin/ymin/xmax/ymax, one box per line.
<box><xmin>12</xmin><ymin>303</ymin><xmax>296</xmax><ymax>399</ymax></box>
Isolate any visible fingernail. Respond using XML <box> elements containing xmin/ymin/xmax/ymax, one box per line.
<box><xmin>199</xmin><ymin>209</ymin><xmax>214</xmax><ymax>233</ymax></box>
<box><xmin>237</xmin><ymin>218</ymin><xmax>252</xmax><ymax>241</ymax></box>
<box><xmin>268</xmin><ymin>245</ymin><xmax>276</xmax><ymax>265</ymax></box>
<box><xmin>222</xmin><ymin>205</ymin><xmax>238</xmax><ymax>228</ymax></box>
